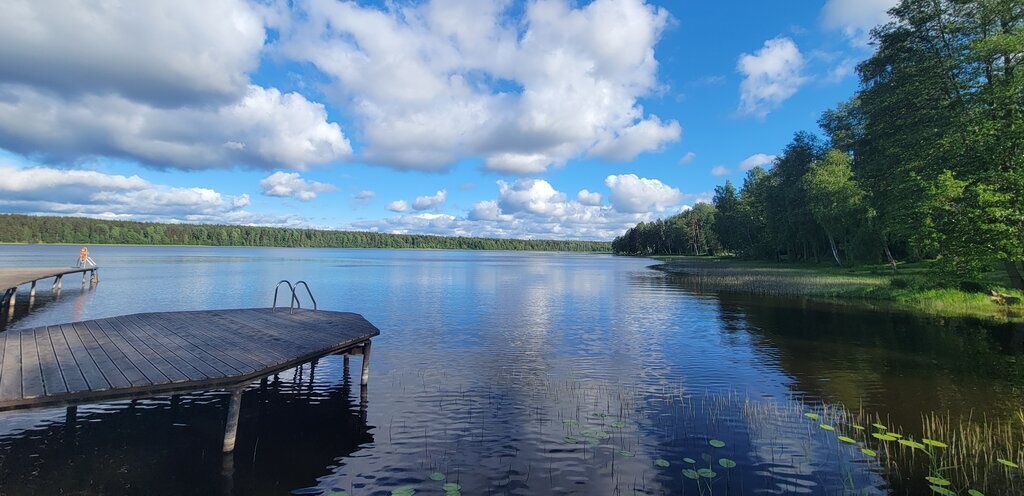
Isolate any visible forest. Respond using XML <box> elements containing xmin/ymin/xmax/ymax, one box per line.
<box><xmin>614</xmin><ymin>0</ymin><xmax>1024</xmax><ymax>290</ymax></box>
<box><xmin>0</xmin><ymin>214</ymin><xmax>611</xmax><ymax>253</ymax></box>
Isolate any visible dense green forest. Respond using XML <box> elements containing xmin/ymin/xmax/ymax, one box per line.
<box><xmin>0</xmin><ymin>214</ymin><xmax>611</xmax><ymax>253</ymax></box>
<box><xmin>614</xmin><ymin>0</ymin><xmax>1024</xmax><ymax>290</ymax></box>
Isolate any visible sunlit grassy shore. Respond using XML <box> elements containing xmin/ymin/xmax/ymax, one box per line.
<box><xmin>650</xmin><ymin>256</ymin><xmax>1024</xmax><ymax>323</ymax></box>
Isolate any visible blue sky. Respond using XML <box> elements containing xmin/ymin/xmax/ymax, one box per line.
<box><xmin>0</xmin><ymin>0</ymin><xmax>895</xmax><ymax>240</ymax></box>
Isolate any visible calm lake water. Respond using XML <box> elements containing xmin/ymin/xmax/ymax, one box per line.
<box><xmin>0</xmin><ymin>245</ymin><xmax>1021</xmax><ymax>495</ymax></box>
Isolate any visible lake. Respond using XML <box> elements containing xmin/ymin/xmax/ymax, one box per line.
<box><xmin>0</xmin><ymin>245</ymin><xmax>1021</xmax><ymax>495</ymax></box>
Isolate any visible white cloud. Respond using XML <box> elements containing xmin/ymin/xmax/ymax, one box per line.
<box><xmin>0</xmin><ymin>0</ymin><xmax>264</xmax><ymax>105</ymax></box>
<box><xmin>821</xmin><ymin>0</ymin><xmax>897</xmax><ymax>46</ymax></box>
<box><xmin>412</xmin><ymin>189</ymin><xmax>448</xmax><ymax>210</ymax></box>
<box><xmin>737</xmin><ymin>37</ymin><xmax>807</xmax><ymax>118</ymax></box>
<box><xmin>259</xmin><ymin>171</ymin><xmax>336</xmax><ymax>201</ymax></box>
<box><xmin>353</xmin><ymin>190</ymin><xmax>376</xmax><ymax>201</ymax></box>
<box><xmin>0</xmin><ymin>84</ymin><xmax>350</xmax><ymax>170</ymax></box>
<box><xmin>0</xmin><ymin>163</ymin><xmax>299</xmax><ymax>225</ymax></box>
<box><xmin>577</xmin><ymin>189</ymin><xmax>603</xmax><ymax>206</ymax></box>
<box><xmin>738</xmin><ymin>153</ymin><xmax>776</xmax><ymax>171</ymax></box>
<box><xmin>387</xmin><ymin>200</ymin><xmax>410</xmax><ymax>213</ymax></box>
<box><xmin>604</xmin><ymin>174</ymin><xmax>683</xmax><ymax>213</ymax></box>
<box><xmin>589</xmin><ymin>115</ymin><xmax>682</xmax><ymax>162</ymax></box>
<box><xmin>678</xmin><ymin>151</ymin><xmax>697</xmax><ymax>165</ymax></box>
<box><xmin>0</xmin><ymin>1</ymin><xmax>350</xmax><ymax>170</ymax></box>
<box><xmin>277</xmin><ymin>0</ymin><xmax>678</xmax><ymax>173</ymax></box>
<box><xmin>711</xmin><ymin>165</ymin><xmax>730</xmax><ymax>176</ymax></box>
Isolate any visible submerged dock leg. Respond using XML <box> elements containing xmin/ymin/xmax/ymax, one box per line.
<box><xmin>6</xmin><ymin>288</ymin><xmax>15</xmax><ymax>320</ymax></box>
<box><xmin>360</xmin><ymin>340</ymin><xmax>372</xmax><ymax>386</ymax></box>
<box><xmin>222</xmin><ymin>388</ymin><xmax>244</xmax><ymax>453</ymax></box>
<box><xmin>91</xmin><ymin>269</ymin><xmax>99</xmax><ymax>284</ymax></box>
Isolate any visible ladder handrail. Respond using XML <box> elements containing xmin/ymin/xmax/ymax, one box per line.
<box><xmin>271</xmin><ymin>280</ymin><xmax>318</xmax><ymax>313</ymax></box>
<box><xmin>293</xmin><ymin>281</ymin><xmax>317</xmax><ymax>311</ymax></box>
<box><xmin>272</xmin><ymin>280</ymin><xmax>299</xmax><ymax>312</ymax></box>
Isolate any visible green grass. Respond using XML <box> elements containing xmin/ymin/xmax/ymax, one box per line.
<box><xmin>650</xmin><ymin>256</ymin><xmax>1024</xmax><ymax>322</ymax></box>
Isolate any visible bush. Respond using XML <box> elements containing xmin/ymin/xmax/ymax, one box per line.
<box><xmin>957</xmin><ymin>280</ymin><xmax>987</xmax><ymax>294</ymax></box>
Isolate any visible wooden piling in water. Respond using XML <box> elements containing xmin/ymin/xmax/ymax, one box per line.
<box><xmin>361</xmin><ymin>340</ymin><xmax>372</xmax><ymax>386</ymax></box>
<box><xmin>222</xmin><ymin>388</ymin><xmax>244</xmax><ymax>453</ymax></box>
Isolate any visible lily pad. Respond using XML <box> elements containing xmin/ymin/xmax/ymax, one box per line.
<box><xmin>804</xmin><ymin>412</ymin><xmax>819</xmax><ymax>420</ymax></box>
<box><xmin>898</xmin><ymin>439</ymin><xmax>926</xmax><ymax>450</ymax></box>
<box><xmin>682</xmin><ymin>469</ymin><xmax>700</xmax><ymax>480</ymax></box>
<box><xmin>683</xmin><ymin>457</ymin><xmax>696</xmax><ymax>464</ymax></box>
<box><xmin>968</xmin><ymin>490</ymin><xmax>985</xmax><ymax>496</ymax></box>
<box><xmin>610</xmin><ymin>420</ymin><xmax>625</xmax><ymax>428</ymax></box>
<box><xmin>442</xmin><ymin>483</ymin><xmax>461</xmax><ymax>492</ymax></box>
<box><xmin>429</xmin><ymin>472</ymin><xmax>446</xmax><ymax>481</ymax></box>
<box><xmin>925</xmin><ymin>476</ymin><xmax>951</xmax><ymax>486</ymax></box>
<box><xmin>887</xmin><ymin>432</ymin><xmax>903</xmax><ymax>439</ymax></box>
<box><xmin>709</xmin><ymin>439</ymin><xmax>726</xmax><ymax>448</ymax></box>
<box><xmin>872</xmin><ymin>433</ymin><xmax>897</xmax><ymax>442</ymax></box>
<box><xmin>619</xmin><ymin>450</ymin><xmax>635</xmax><ymax>457</ymax></box>
<box><xmin>861</xmin><ymin>448</ymin><xmax>877</xmax><ymax>457</ymax></box>
<box><xmin>819</xmin><ymin>424</ymin><xmax>835</xmax><ymax>431</ymax></box>
<box><xmin>391</xmin><ymin>488</ymin><xmax>416</xmax><ymax>496</ymax></box>
<box><xmin>872</xmin><ymin>423</ymin><xmax>888</xmax><ymax>430</ymax></box>
<box><xmin>997</xmin><ymin>458</ymin><xmax>1020</xmax><ymax>469</ymax></box>
<box><xmin>837</xmin><ymin>436</ymin><xmax>856</xmax><ymax>444</ymax></box>
<box><xmin>654</xmin><ymin>459</ymin><xmax>671</xmax><ymax>468</ymax></box>
<box><xmin>563</xmin><ymin>419</ymin><xmax>578</xmax><ymax>425</ymax></box>
<box><xmin>929</xmin><ymin>486</ymin><xmax>956</xmax><ymax>496</ymax></box>
<box><xmin>852</xmin><ymin>425</ymin><xmax>865</xmax><ymax>430</ymax></box>
<box><xmin>564</xmin><ymin>436</ymin><xmax>578</xmax><ymax>444</ymax></box>
<box><xmin>923</xmin><ymin>439</ymin><xmax>948</xmax><ymax>448</ymax></box>
<box><xmin>328</xmin><ymin>492</ymin><xmax>348</xmax><ymax>496</ymax></box>
<box><xmin>697</xmin><ymin>468</ymin><xmax>717</xmax><ymax>478</ymax></box>
<box><xmin>718</xmin><ymin>458</ymin><xmax>736</xmax><ymax>468</ymax></box>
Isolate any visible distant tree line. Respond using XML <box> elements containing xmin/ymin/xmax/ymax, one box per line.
<box><xmin>0</xmin><ymin>214</ymin><xmax>611</xmax><ymax>253</ymax></box>
<box><xmin>615</xmin><ymin>0</ymin><xmax>1024</xmax><ymax>289</ymax></box>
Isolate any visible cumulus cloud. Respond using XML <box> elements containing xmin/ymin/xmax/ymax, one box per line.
<box><xmin>0</xmin><ymin>1</ymin><xmax>350</xmax><ymax>170</ymax></box>
<box><xmin>0</xmin><ymin>163</ymin><xmax>299</xmax><ymax>225</ymax></box>
<box><xmin>737</xmin><ymin>37</ymin><xmax>807</xmax><ymax>118</ymax></box>
<box><xmin>821</xmin><ymin>0</ymin><xmax>897</xmax><ymax>46</ymax></box>
<box><xmin>604</xmin><ymin>174</ymin><xmax>683</xmax><ymax>213</ymax></box>
<box><xmin>678</xmin><ymin>151</ymin><xmax>697</xmax><ymax>165</ymax></box>
<box><xmin>711</xmin><ymin>165</ymin><xmax>730</xmax><ymax>176</ymax></box>
<box><xmin>277</xmin><ymin>0</ymin><xmax>679</xmax><ymax>173</ymax></box>
<box><xmin>355</xmin><ymin>176</ymin><xmax>692</xmax><ymax>240</ymax></box>
<box><xmin>412</xmin><ymin>189</ymin><xmax>448</xmax><ymax>210</ymax></box>
<box><xmin>577</xmin><ymin>189</ymin><xmax>603</xmax><ymax>206</ymax></box>
<box><xmin>739</xmin><ymin>153</ymin><xmax>777</xmax><ymax>170</ymax></box>
<box><xmin>387</xmin><ymin>200</ymin><xmax>410</xmax><ymax>213</ymax></box>
<box><xmin>259</xmin><ymin>171</ymin><xmax>336</xmax><ymax>201</ymax></box>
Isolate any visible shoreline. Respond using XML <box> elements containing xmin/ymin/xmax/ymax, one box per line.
<box><xmin>649</xmin><ymin>256</ymin><xmax>1024</xmax><ymax>323</ymax></box>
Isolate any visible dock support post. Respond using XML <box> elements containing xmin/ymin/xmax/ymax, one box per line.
<box><xmin>29</xmin><ymin>281</ymin><xmax>36</xmax><ymax>301</ymax></box>
<box><xmin>222</xmin><ymin>388</ymin><xmax>244</xmax><ymax>453</ymax></box>
<box><xmin>91</xmin><ymin>269</ymin><xmax>99</xmax><ymax>284</ymax></box>
<box><xmin>82</xmin><ymin>271</ymin><xmax>87</xmax><ymax>285</ymax></box>
<box><xmin>54</xmin><ymin>275</ymin><xmax>62</xmax><ymax>294</ymax></box>
<box><xmin>360</xmin><ymin>340</ymin><xmax>372</xmax><ymax>386</ymax></box>
<box><xmin>6</xmin><ymin>288</ymin><xmax>15</xmax><ymax>320</ymax></box>
<box><xmin>66</xmin><ymin>405</ymin><xmax>77</xmax><ymax>425</ymax></box>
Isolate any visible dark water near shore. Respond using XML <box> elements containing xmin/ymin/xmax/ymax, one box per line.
<box><xmin>0</xmin><ymin>246</ymin><xmax>1021</xmax><ymax>495</ymax></box>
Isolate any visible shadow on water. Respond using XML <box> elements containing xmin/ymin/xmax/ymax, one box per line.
<box><xmin>0</xmin><ymin>356</ymin><xmax>372</xmax><ymax>496</ymax></box>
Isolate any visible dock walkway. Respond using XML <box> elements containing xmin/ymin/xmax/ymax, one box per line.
<box><xmin>0</xmin><ymin>308</ymin><xmax>379</xmax><ymax>451</ymax></box>
<box><xmin>0</xmin><ymin>266</ymin><xmax>100</xmax><ymax>319</ymax></box>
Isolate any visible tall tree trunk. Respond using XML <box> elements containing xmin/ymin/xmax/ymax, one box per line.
<box><xmin>1006</xmin><ymin>261</ymin><xmax>1024</xmax><ymax>290</ymax></box>
<box><xmin>828</xmin><ymin>234</ymin><xmax>843</xmax><ymax>266</ymax></box>
<box><xmin>883</xmin><ymin>242</ymin><xmax>898</xmax><ymax>273</ymax></box>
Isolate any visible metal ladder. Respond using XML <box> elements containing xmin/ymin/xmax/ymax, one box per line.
<box><xmin>271</xmin><ymin>280</ymin><xmax>318</xmax><ymax>313</ymax></box>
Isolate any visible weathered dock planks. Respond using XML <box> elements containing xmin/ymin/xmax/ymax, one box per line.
<box><xmin>0</xmin><ymin>308</ymin><xmax>379</xmax><ymax>411</ymax></box>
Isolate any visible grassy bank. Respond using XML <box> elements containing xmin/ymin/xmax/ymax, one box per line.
<box><xmin>651</xmin><ymin>256</ymin><xmax>1024</xmax><ymax>323</ymax></box>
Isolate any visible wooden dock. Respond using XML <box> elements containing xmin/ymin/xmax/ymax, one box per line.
<box><xmin>0</xmin><ymin>308</ymin><xmax>378</xmax><ymax>451</ymax></box>
<box><xmin>0</xmin><ymin>266</ymin><xmax>100</xmax><ymax>319</ymax></box>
